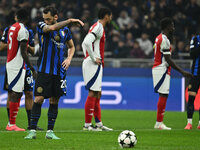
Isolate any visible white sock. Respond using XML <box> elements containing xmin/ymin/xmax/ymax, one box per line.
<box><xmin>156</xmin><ymin>121</ymin><xmax>162</xmax><ymax>126</ymax></box>
<box><xmin>84</xmin><ymin>123</ymin><xmax>91</xmax><ymax>127</ymax></box>
<box><xmin>198</xmin><ymin>120</ymin><xmax>200</xmax><ymax>125</ymax></box>
<box><xmin>96</xmin><ymin>122</ymin><xmax>103</xmax><ymax>127</ymax></box>
<box><xmin>187</xmin><ymin>118</ymin><xmax>192</xmax><ymax>124</ymax></box>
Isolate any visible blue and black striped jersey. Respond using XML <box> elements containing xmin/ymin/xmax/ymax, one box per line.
<box><xmin>190</xmin><ymin>35</ymin><xmax>200</xmax><ymax>76</ymax></box>
<box><xmin>1</xmin><ymin>26</ymin><xmax>34</xmax><ymax>71</ymax></box>
<box><xmin>37</xmin><ymin>21</ymin><xmax>72</xmax><ymax>78</ymax></box>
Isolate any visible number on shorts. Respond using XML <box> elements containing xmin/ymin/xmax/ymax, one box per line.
<box><xmin>60</xmin><ymin>79</ymin><xmax>67</xmax><ymax>89</ymax></box>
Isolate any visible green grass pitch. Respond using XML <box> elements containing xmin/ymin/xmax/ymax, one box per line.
<box><xmin>0</xmin><ymin>108</ymin><xmax>200</xmax><ymax>150</ymax></box>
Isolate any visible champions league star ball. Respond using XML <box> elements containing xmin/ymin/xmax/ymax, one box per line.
<box><xmin>118</xmin><ymin>130</ymin><xmax>137</xmax><ymax>148</ymax></box>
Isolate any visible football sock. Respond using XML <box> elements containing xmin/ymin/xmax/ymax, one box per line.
<box><xmin>96</xmin><ymin>122</ymin><xmax>103</xmax><ymax>127</ymax></box>
<box><xmin>187</xmin><ymin>95</ymin><xmax>195</xmax><ymax>119</ymax></box>
<box><xmin>9</xmin><ymin>101</ymin><xmax>19</xmax><ymax>125</ymax></box>
<box><xmin>157</xmin><ymin>96</ymin><xmax>167</xmax><ymax>122</ymax></box>
<box><xmin>48</xmin><ymin>104</ymin><xmax>58</xmax><ymax>130</ymax></box>
<box><xmin>84</xmin><ymin>123</ymin><xmax>92</xmax><ymax>127</ymax></box>
<box><xmin>187</xmin><ymin>118</ymin><xmax>192</xmax><ymax>124</ymax></box>
<box><xmin>30</xmin><ymin>102</ymin><xmax>42</xmax><ymax>130</ymax></box>
<box><xmin>26</xmin><ymin>110</ymin><xmax>31</xmax><ymax>127</ymax></box>
<box><xmin>7</xmin><ymin>108</ymin><xmax>10</xmax><ymax>122</ymax></box>
<box><xmin>198</xmin><ymin>120</ymin><xmax>200</xmax><ymax>126</ymax></box>
<box><xmin>85</xmin><ymin>96</ymin><xmax>96</xmax><ymax>123</ymax></box>
<box><xmin>94</xmin><ymin>98</ymin><xmax>101</xmax><ymax>123</ymax></box>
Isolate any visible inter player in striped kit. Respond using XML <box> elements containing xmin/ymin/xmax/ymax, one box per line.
<box><xmin>152</xmin><ymin>18</ymin><xmax>192</xmax><ymax>130</ymax></box>
<box><xmin>0</xmin><ymin>21</ymin><xmax>43</xmax><ymax>131</ymax></box>
<box><xmin>25</xmin><ymin>6</ymin><xmax>84</xmax><ymax>139</ymax></box>
<box><xmin>184</xmin><ymin>34</ymin><xmax>200</xmax><ymax>130</ymax></box>
<box><xmin>5</xmin><ymin>8</ymin><xmax>37</xmax><ymax>131</ymax></box>
<box><xmin>82</xmin><ymin>8</ymin><xmax>113</xmax><ymax>131</ymax></box>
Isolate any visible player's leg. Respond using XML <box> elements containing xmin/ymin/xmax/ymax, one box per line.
<box><xmin>94</xmin><ymin>91</ymin><xmax>113</xmax><ymax>131</ymax></box>
<box><xmin>45</xmin><ymin>97</ymin><xmax>60</xmax><ymax>139</ymax></box>
<box><xmin>185</xmin><ymin>76</ymin><xmax>199</xmax><ymax>129</ymax></box>
<box><xmin>152</xmin><ymin>69</ymin><xmax>171</xmax><ymax>130</ymax></box>
<box><xmin>6</xmin><ymin>91</ymin><xmax>25</xmax><ymax>131</ymax></box>
<box><xmin>24</xmin><ymin>70</ymin><xmax>43</xmax><ymax>130</ymax></box>
<box><xmin>83</xmin><ymin>90</ymin><xmax>97</xmax><ymax>130</ymax></box>
<box><xmin>25</xmin><ymin>72</ymin><xmax>52</xmax><ymax>139</ymax></box>
<box><xmin>6</xmin><ymin>68</ymin><xmax>26</xmax><ymax>131</ymax></box>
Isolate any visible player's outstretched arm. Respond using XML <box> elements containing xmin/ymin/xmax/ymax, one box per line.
<box><xmin>164</xmin><ymin>54</ymin><xmax>192</xmax><ymax>78</ymax></box>
<box><xmin>20</xmin><ymin>41</ymin><xmax>37</xmax><ymax>79</ymax></box>
<box><xmin>43</xmin><ymin>19</ymin><xmax>84</xmax><ymax>33</ymax></box>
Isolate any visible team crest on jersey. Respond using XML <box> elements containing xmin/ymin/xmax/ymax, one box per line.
<box><xmin>54</xmin><ymin>34</ymin><xmax>61</xmax><ymax>42</ymax></box>
<box><xmin>61</xmin><ymin>31</ymin><xmax>65</xmax><ymax>37</ymax></box>
<box><xmin>37</xmin><ymin>87</ymin><xmax>43</xmax><ymax>93</ymax></box>
<box><xmin>188</xmin><ymin>84</ymin><xmax>192</xmax><ymax>89</ymax></box>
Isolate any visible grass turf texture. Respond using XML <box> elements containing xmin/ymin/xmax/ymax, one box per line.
<box><xmin>0</xmin><ymin>108</ymin><xmax>199</xmax><ymax>150</ymax></box>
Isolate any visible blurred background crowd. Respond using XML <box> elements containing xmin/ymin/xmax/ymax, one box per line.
<box><xmin>0</xmin><ymin>0</ymin><xmax>200</xmax><ymax>59</ymax></box>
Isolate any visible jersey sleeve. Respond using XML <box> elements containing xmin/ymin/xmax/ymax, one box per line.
<box><xmin>28</xmin><ymin>29</ymin><xmax>34</xmax><ymax>47</ymax></box>
<box><xmin>90</xmin><ymin>23</ymin><xmax>103</xmax><ymax>38</ymax></box>
<box><xmin>17</xmin><ymin>27</ymin><xmax>29</xmax><ymax>42</ymax></box>
<box><xmin>1</xmin><ymin>27</ymin><xmax>9</xmax><ymax>43</ymax></box>
<box><xmin>64</xmin><ymin>27</ymin><xmax>72</xmax><ymax>41</ymax></box>
<box><xmin>37</xmin><ymin>21</ymin><xmax>46</xmax><ymax>34</ymax></box>
<box><xmin>160</xmin><ymin>36</ymin><xmax>171</xmax><ymax>55</ymax></box>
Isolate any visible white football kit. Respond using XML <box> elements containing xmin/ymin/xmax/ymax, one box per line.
<box><xmin>6</xmin><ymin>23</ymin><xmax>29</xmax><ymax>92</ymax></box>
<box><xmin>152</xmin><ymin>33</ymin><xmax>171</xmax><ymax>94</ymax></box>
<box><xmin>82</xmin><ymin>21</ymin><xmax>105</xmax><ymax>91</ymax></box>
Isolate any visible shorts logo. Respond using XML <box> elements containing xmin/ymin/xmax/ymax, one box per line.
<box><xmin>188</xmin><ymin>84</ymin><xmax>192</xmax><ymax>89</ymax></box>
<box><xmin>37</xmin><ymin>87</ymin><xmax>43</xmax><ymax>93</ymax></box>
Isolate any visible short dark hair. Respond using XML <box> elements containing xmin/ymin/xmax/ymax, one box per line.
<box><xmin>43</xmin><ymin>6</ymin><xmax>58</xmax><ymax>16</ymax></box>
<box><xmin>16</xmin><ymin>8</ymin><xmax>29</xmax><ymax>22</ymax></box>
<box><xmin>160</xmin><ymin>17</ymin><xmax>173</xmax><ymax>30</ymax></box>
<box><xmin>98</xmin><ymin>7</ymin><xmax>112</xmax><ymax>19</ymax></box>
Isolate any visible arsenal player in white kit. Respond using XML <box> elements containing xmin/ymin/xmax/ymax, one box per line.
<box><xmin>82</xmin><ymin>8</ymin><xmax>113</xmax><ymax>131</ymax></box>
<box><xmin>6</xmin><ymin>8</ymin><xmax>36</xmax><ymax>131</ymax></box>
<box><xmin>152</xmin><ymin>18</ymin><xmax>192</xmax><ymax>130</ymax></box>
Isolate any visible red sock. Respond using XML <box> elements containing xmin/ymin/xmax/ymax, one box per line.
<box><xmin>18</xmin><ymin>98</ymin><xmax>21</xmax><ymax>107</ymax></box>
<box><xmin>94</xmin><ymin>98</ymin><xmax>101</xmax><ymax>123</ymax></box>
<box><xmin>85</xmin><ymin>96</ymin><xmax>96</xmax><ymax>123</ymax></box>
<box><xmin>9</xmin><ymin>101</ymin><xmax>19</xmax><ymax>125</ymax></box>
<box><xmin>157</xmin><ymin>96</ymin><xmax>167</xmax><ymax>122</ymax></box>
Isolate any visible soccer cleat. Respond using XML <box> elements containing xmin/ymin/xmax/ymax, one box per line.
<box><xmin>6</xmin><ymin>125</ymin><xmax>25</xmax><ymax>131</ymax></box>
<box><xmin>45</xmin><ymin>130</ymin><xmax>60</xmax><ymax>139</ymax></box>
<box><xmin>96</xmin><ymin>125</ymin><xmax>113</xmax><ymax>131</ymax></box>
<box><xmin>27</xmin><ymin>126</ymin><xmax>44</xmax><ymax>131</ymax></box>
<box><xmin>24</xmin><ymin>130</ymin><xmax>36</xmax><ymax>139</ymax></box>
<box><xmin>83</xmin><ymin>125</ymin><xmax>102</xmax><ymax>131</ymax></box>
<box><xmin>197</xmin><ymin>125</ymin><xmax>200</xmax><ymax>129</ymax></box>
<box><xmin>184</xmin><ymin>123</ymin><xmax>192</xmax><ymax>130</ymax></box>
<box><xmin>154</xmin><ymin>122</ymin><xmax>171</xmax><ymax>130</ymax></box>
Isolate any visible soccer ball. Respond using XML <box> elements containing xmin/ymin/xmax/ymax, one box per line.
<box><xmin>118</xmin><ymin>130</ymin><xmax>137</xmax><ymax>148</ymax></box>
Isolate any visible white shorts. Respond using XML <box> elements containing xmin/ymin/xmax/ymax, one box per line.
<box><xmin>152</xmin><ymin>67</ymin><xmax>170</xmax><ymax>94</ymax></box>
<box><xmin>82</xmin><ymin>57</ymin><xmax>103</xmax><ymax>91</ymax></box>
<box><xmin>6</xmin><ymin>67</ymin><xmax>26</xmax><ymax>93</ymax></box>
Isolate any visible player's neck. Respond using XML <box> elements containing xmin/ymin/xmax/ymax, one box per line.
<box><xmin>99</xmin><ymin>19</ymin><xmax>106</xmax><ymax>28</ymax></box>
<box><xmin>162</xmin><ymin>31</ymin><xmax>169</xmax><ymax>38</ymax></box>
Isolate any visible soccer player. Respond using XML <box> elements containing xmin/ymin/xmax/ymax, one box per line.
<box><xmin>82</xmin><ymin>7</ymin><xmax>113</xmax><ymax>131</ymax></box>
<box><xmin>152</xmin><ymin>17</ymin><xmax>192</xmax><ymax>130</ymax></box>
<box><xmin>24</xmin><ymin>6</ymin><xmax>84</xmax><ymax>139</ymax></box>
<box><xmin>184</xmin><ymin>34</ymin><xmax>200</xmax><ymax>130</ymax></box>
<box><xmin>5</xmin><ymin>8</ymin><xmax>37</xmax><ymax>131</ymax></box>
<box><xmin>0</xmin><ymin>23</ymin><xmax>43</xmax><ymax>131</ymax></box>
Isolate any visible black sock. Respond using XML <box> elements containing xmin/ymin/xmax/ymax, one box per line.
<box><xmin>7</xmin><ymin>108</ymin><xmax>10</xmax><ymax>122</ymax></box>
<box><xmin>30</xmin><ymin>102</ymin><xmax>42</xmax><ymax>130</ymax></box>
<box><xmin>26</xmin><ymin>110</ymin><xmax>31</xmax><ymax>127</ymax></box>
<box><xmin>48</xmin><ymin>104</ymin><xmax>58</xmax><ymax>130</ymax></box>
<box><xmin>187</xmin><ymin>95</ymin><xmax>195</xmax><ymax>118</ymax></box>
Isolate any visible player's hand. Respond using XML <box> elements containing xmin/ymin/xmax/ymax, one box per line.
<box><xmin>95</xmin><ymin>58</ymin><xmax>101</xmax><ymax>65</ymax></box>
<box><xmin>62</xmin><ymin>58</ymin><xmax>71</xmax><ymax>70</ymax></box>
<box><xmin>182</xmin><ymin>71</ymin><xmax>193</xmax><ymax>78</ymax></box>
<box><xmin>69</xmin><ymin>19</ymin><xmax>84</xmax><ymax>27</ymax></box>
<box><xmin>32</xmin><ymin>70</ymin><xmax>38</xmax><ymax>80</ymax></box>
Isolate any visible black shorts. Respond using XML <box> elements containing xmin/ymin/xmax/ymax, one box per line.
<box><xmin>188</xmin><ymin>76</ymin><xmax>200</xmax><ymax>93</ymax></box>
<box><xmin>34</xmin><ymin>72</ymin><xmax>67</xmax><ymax>99</ymax></box>
<box><xmin>3</xmin><ymin>70</ymin><xmax>33</xmax><ymax>92</ymax></box>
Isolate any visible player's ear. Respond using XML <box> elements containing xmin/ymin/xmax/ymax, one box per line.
<box><xmin>54</xmin><ymin>14</ymin><xmax>58</xmax><ymax>21</ymax></box>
